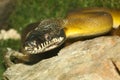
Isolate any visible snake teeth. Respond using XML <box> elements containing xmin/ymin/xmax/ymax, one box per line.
<box><xmin>45</xmin><ymin>41</ymin><xmax>49</xmax><ymax>46</ymax></box>
<box><xmin>25</xmin><ymin>37</ymin><xmax>64</xmax><ymax>54</ymax></box>
<box><xmin>41</xmin><ymin>43</ymin><xmax>44</xmax><ymax>48</ymax></box>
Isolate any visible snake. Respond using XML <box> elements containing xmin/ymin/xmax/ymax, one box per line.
<box><xmin>21</xmin><ymin>7</ymin><xmax>120</xmax><ymax>54</ymax></box>
<box><xmin>4</xmin><ymin>7</ymin><xmax>120</xmax><ymax>65</ymax></box>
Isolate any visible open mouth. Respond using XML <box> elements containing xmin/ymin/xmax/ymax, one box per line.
<box><xmin>24</xmin><ymin>37</ymin><xmax>65</xmax><ymax>54</ymax></box>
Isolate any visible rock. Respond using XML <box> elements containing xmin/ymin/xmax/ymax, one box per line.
<box><xmin>3</xmin><ymin>36</ymin><xmax>120</xmax><ymax>80</ymax></box>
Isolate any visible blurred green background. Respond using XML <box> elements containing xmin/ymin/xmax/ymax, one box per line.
<box><xmin>0</xmin><ymin>0</ymin><xmax>120</xmax><ymax>79</ymax></box>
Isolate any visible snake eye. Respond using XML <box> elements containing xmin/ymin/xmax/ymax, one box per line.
<box><xmin>44</xmin><ymin>33</ymin><xmax>51</xmax><ymax>41</ymax></box>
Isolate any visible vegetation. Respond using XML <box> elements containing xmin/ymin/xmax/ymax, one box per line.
<box><xmin>0</xmin><ymin>0</ymin><xmax>120</xmax><ymax>79</ymax></box>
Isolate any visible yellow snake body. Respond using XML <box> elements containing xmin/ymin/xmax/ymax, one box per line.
<box><xmin>64</xmin><ymin>8</ymin><xmax>120</xmax><ymax>39</ymax></box>
<box><xmin>66</xmin><ymin>8</ymin><xmax>120</xmax><ymax>28</ymax></box>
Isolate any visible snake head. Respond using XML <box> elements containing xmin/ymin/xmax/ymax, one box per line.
<box><xmin>22</xmin><ymin>19</ymin><xmax>66</xmax><ymax>54</ymax></box>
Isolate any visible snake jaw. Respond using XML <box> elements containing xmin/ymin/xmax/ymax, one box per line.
<box><xmin>22</xmin><ymin>19</ymin><xmax>66</xmax><ymax>54</ymax></box>
<box><xmin>24</xmin><ymin>37</ymin><xmax>64</xmax><ymax>54</ymax></box>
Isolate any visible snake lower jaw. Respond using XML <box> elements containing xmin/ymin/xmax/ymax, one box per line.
<box><xmin>23</xmin><ymin>37</ymin><xmax>65</xmax><ymax>54</ymax></box>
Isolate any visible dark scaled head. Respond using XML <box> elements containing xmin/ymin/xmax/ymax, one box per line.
<box><xmin>22</xmin><ymin>19</ymin><xmax>66</xmax><ymax>54</ymax></box>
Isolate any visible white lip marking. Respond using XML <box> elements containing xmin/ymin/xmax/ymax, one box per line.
<box><xmin>34</xmin><ymin>47</ymin><xmax>37</xmax><ymax>51</ymax></box>
<box><xmin>53</xmin><ymin>38</ymin><xmax>57</xmax><ymax>42</ymax></box>
<box><xmin>33</xmin><ymin>41</ymin><xmax>36</xmax><ymax>46</ymax></box>
<box><xmin>59</xmin><ymin>37</ymin><xmax>63</xmax><ymax>41</ymax></box>
<box><xmin>48</xmin><ymin>41</ymin><xmax>51</xmax><ymax>44</ymax></box>
<box><xmin>38</xmin><ymin>45</ymin><xmax>41</xmax><ymax>49</ymax></box>
<box><xmin>45</xmin><ymin>41</ymin><xmax>49</xmax><ymax>46</ymax></box>
<box><xmin>25</xmin><ymin>37</ymin><xmax>64</xmax><ymax>54</ymax></box>
<box><xmin>28</xmin><ymin>43</ymin><xmax>31</xmax><ymax>47</ymax></box>
<box><xmin>43</xmin><ymin>42</ymin><xmax>46</xmax><ymax>47</ymax></box>
<box><xmin>25</xmin><ymin>47</ymin><xmax>28</xmax><ymax>50</ymax></box>
<box><xmin>41</xmin><ymin>43</ymin><xmax>44</xmax><ymax>48</ymax></box>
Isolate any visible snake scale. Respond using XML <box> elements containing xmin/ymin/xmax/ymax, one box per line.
<box><xmin>4</xmin><ymin>7</ymin><xmax>120</xmax><ymax>66</ymax></box>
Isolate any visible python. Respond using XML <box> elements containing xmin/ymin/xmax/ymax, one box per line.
<box><xmin>4</xmin><ymin>7</ymin><xmax>120</xmax><ymax>66</ymax></box>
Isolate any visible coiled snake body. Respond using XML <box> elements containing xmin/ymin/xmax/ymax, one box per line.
<box><xmin>5</xmin><ymin>8</ymin><xmax>120</xmax><ymax>66</ymax></box>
